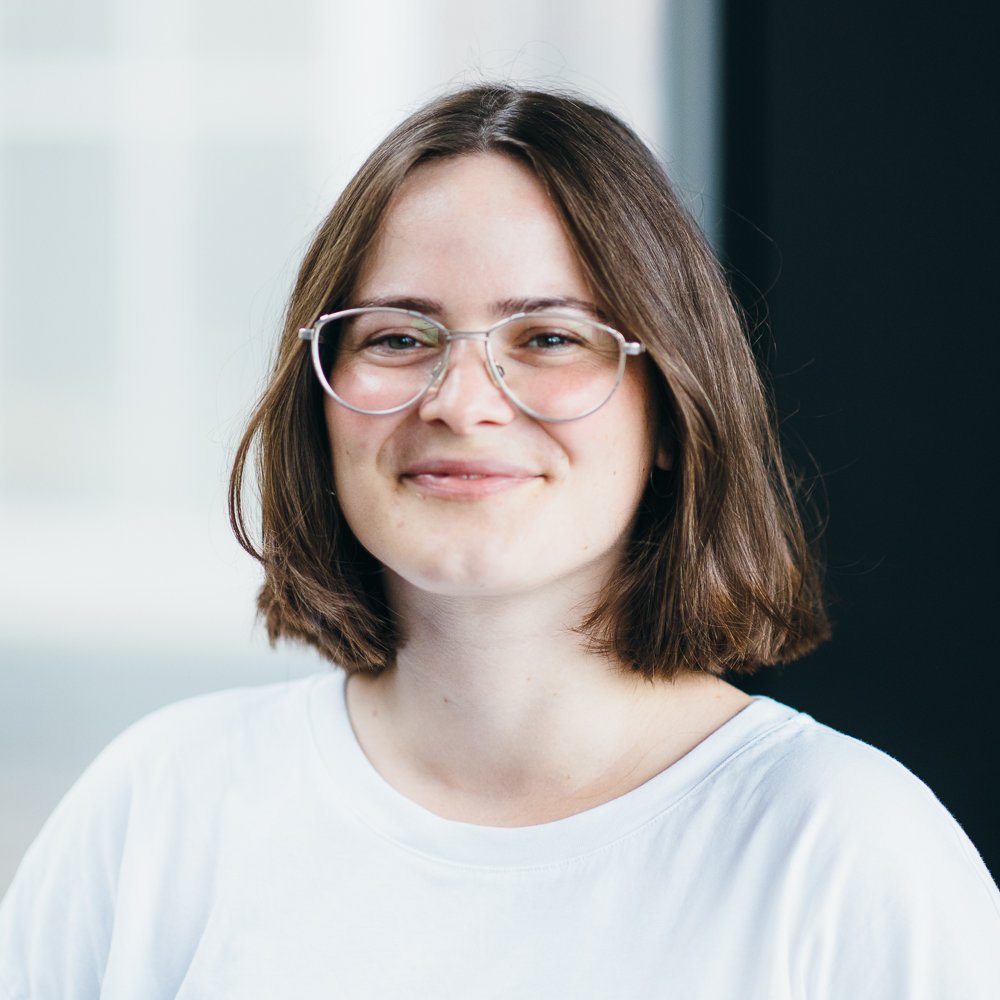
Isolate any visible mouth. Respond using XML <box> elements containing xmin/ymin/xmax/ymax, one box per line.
<box><xmin>400</xmin><ymin>460</ymin><xmax>541</xmax><ymax>498</ymax></box>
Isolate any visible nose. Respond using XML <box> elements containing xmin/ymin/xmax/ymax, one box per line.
<box><xmin>417</xmin><ymin>336</ymin><xmax>517</xmax><ymax>433</ymax></box>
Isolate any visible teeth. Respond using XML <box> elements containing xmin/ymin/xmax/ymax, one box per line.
<box><xmin>423</xmin><ymin>472</ymin><xmax>488</xmax><ymax>479</ymax></box>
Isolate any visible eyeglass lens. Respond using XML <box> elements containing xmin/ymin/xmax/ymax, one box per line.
<box><xmin>316</xmin><ymin>309</ymin><xmax>625</xmax><ymax>421</ymax></box>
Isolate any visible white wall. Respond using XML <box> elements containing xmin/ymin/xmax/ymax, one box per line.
<box><xmin>0</xmin><ymin>0</ymin><xmax>721</xmax><ymax>890</ymax></box>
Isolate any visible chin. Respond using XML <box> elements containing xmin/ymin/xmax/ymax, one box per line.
<box><xmin>393</xmin><ymin>554</ymin><xmax>539</xmax><ymax>599</ymax></box>
<box><xmin>382</xmin><ymin>540</ymin><xmax>622</xmax><ymax>604</ymax></box>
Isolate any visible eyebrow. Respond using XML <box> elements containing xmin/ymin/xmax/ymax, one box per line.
<box><xmin>350</xmin><ymin>294</ymin><xmax>606</xmax><ymax>322</ymax></box>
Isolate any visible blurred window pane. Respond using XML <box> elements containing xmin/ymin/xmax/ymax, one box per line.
<box><xmin>0</xmin><ymin>140</ymin><xmax>114</xmax><ymax>500</ymax></box>
<box><xmin>189</xmin><ymin>0</ymin><xmax>317</xmax><ymax>56</ymax></box>
<box><xmin>0</xmin><ymin>0</ymin><xmax>114</xmax><ymax>55</ymax></box>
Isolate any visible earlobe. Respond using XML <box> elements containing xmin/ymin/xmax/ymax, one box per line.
<box><xmin>655</xmin><ymin>442</ymin><xmax>673</xmax><ymax>471</ymax></box>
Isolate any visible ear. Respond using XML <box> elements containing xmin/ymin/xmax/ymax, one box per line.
<box><xmin>655</xmin><ymin>441</ymin><xmax>673</xmax><ymax>471</ymax></box>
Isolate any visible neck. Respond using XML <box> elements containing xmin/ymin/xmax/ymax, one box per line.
<box><xmin>345</xmin><ymin>576</ymin><xmax>751</xmax><ymax>824</ymax></box>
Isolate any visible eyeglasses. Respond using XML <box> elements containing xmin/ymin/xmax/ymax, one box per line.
<box><xmin>298</xmin><ymin>307</ymin><xmax>646</xmax><ymax>423</ymax></box>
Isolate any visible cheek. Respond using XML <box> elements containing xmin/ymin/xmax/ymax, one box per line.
<box><xmin>324</xmin><ymin>403</ymin><xmax>378</xmax><ymax>496</ymax></box>
<box><xmin>552</xmin><ymin>419</ymin><xmax>654</xmax><ymax>530</ymax></box>
<box><xmin>576</xmin><ymin>376</ymin><xmax>658</xmax><ymax>478</ymax></box>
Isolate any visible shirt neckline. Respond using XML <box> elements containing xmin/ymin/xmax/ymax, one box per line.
<box><xmin>305</xmin><ymin>669</ymin><xmax>800</xmax><ymax>871</ymax></box>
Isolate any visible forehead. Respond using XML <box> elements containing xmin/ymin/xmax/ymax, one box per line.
<box><xmin>351</xmin><ymin>153</ymin><xmax>595</xmax><ymax>321</ymax></box>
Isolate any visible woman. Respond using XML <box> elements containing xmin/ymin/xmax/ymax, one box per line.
<box><xmin>2</xmin><ymin>85</ymin><xmax>997</xmax><ymax>998</ymax></box>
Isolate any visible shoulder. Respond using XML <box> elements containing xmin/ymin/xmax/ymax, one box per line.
<box><xmin>0</xmin><ymin>674</ymin><xmax>344</xmax><ymax>997</ymax></box>
<box><xmin>11</xmin><ymin>672</ymin><xmax>341</xmax><ymax>855</ymax></box>
<box><xmin>731</xmin><ymin>701</ymin><xmax>988</xmax><ymax>875</ymax></box>
<box><xmin>745</xmin><ymin>703</ymin><xmax>978</xmax><ymax>849</ymax></box>
<box><xmin>746</xmin><ymin>702</ymin><xmax>924</xmax><ymax>798</ymax></box>
<box><xmin>723</xmin><ymin>699</ymin><xmax>1000</xmax><ymax>996</ymax></box>
<box><xmin>91</xmin><ymin>672</ymin><xmax>336</xmax><ymax>778</ymax></box>
<box><xmin>116</xmin><ymin>672</ymin><xmax>332</xmax><ymax>741</ymax></box>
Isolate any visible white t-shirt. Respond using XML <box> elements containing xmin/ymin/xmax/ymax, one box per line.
<box><xmin>1</xmin><ymin>671</ymin><xmax>998</xmax><ymax>999</ymax></box>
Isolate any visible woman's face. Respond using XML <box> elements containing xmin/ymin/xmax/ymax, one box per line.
<box><xmin>325</xmin><ymin>152</ymin><xmax>665</xmax><ymax>601</ymax></box>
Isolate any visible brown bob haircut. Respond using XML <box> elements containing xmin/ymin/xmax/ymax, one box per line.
<box><xmin>230</xmin><ymin>83</ymin><xmax>829</xmax><ymax>680</ymax></box>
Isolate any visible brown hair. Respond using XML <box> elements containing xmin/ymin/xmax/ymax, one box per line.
<box><xmin>229</xmin><ymin>83</ymin><xmax>829</xmax><ymax>679</ymax></box>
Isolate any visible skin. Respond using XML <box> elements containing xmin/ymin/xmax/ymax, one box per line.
<box><xmin>327</xmin><ymin>153</ymin><xmax>750</xmax><ymax>826</ymax></box>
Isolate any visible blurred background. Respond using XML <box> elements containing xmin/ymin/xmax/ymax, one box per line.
<box><xmin>1</xmin><ymin>0</ymin><xmax>995</xmax><ymax>890</ymax></box>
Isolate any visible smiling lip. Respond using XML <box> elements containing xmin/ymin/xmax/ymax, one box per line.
<box><xmin>401</xmin><ymin>460</ymin><xmax>540</xmax><ymax>499</ymax></box>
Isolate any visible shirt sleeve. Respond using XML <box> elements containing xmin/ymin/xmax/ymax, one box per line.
<box><xmin>0</xmin><ymin>733</ymin><xmax>136</xmax><ymax>1000</ymax></box>
<box><xmin>781</xmin><ymin>734</ymin><xmax>1000</xmax><ymax>999</ymax></box>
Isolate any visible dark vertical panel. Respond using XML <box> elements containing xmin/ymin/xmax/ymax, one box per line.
<box><xmin>723</xmin><ymin>2</ymin><xmax>998</xmax><ymax>876</ymax></box>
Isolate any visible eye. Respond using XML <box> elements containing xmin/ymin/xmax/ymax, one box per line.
<box><xmin>364</xmin><ymin>332</ymin><xmax>432</xmax><ymax>352</ymax></box>
<box><xmin>511</xmin><ymin>322</ymin><xmax>589</xmax><ymax>354</ymax></box>
<box><xmin>523</xmin><ymin>329</ymin><xmax>580</xmax><ymax>349</ymax></box>
<box><xmin>348</xmin><ymin>318</ymin><xmax>443</xmax><ymax>357</ymax></box>
<box><xmin>494</xmin><ymin>315</ymin><xmax>620</xmax><ymax>369</ymax></box>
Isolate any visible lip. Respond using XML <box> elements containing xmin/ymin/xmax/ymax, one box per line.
<box><xmin>400</xmin><ymin>459</ymin><xmax>541</xmax><ymax>499</ymax></box>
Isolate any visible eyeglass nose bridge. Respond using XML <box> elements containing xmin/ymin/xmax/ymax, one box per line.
<box><xmin>428</xmin><ymin>330</ymin><xmax>506</xmax><ymax>391</ymax></box>
<box><xmin>446</xmin><ymin>331</ymin><xmax>489</xmax><ymax>340</ymax></box>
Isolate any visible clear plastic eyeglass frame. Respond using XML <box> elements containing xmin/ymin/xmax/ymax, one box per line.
<box><xmin>297</xmin><ymin>306</ymin><xmax>646</xmax><ymax>423</ymax></box>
